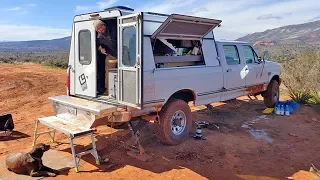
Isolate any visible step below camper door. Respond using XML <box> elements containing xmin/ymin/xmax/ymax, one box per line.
<box><xmin>74</xmin><ymin>21</ymin><xmax>97</xmax><ymax>97</ymax></box>
<box><xmin>118</xmin><ymin>13</ymin><xmax>142</xmax><ymax>108</ymax></box>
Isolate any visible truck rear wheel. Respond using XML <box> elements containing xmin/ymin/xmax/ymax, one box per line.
<box><xmin>155</xmin><ymin>99</ymin><xmax>192</xmax><ymax>145</ymax></box>
<box><xmin>263</xmin><ymin>80</ymin><xmax>279</xmax><ymax>108</ymax></box>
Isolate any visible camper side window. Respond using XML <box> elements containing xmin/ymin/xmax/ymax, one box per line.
<box><xmin>151</xmin><ymin>39</ymin><xmax>205</xmax><ymax>68</ymax></box>
<box><xmin>79</xmin><ymin>30</ymin><xmax>92</xmax><ymax>65</ymax></box>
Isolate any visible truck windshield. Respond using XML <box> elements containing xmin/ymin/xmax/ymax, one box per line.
<box><xmin>122</xmin><ymin>26</ymin><xmax>136</xmax><ymax>67</ymax></box>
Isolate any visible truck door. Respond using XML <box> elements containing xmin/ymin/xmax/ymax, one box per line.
<box><xmin>117</xmin><ymin>13</ymin><xmax>142</xmax><ymax>108</ymax></box>
<box><xmin>242</xmin><ymin>45</ymin><xmax>265</xmax><ymax>86</ymax></box>
<box><xmin>221</xmin><ymin>44</ymin><xmax>246</xmax><ymax>100</ymax></box>
<box><xmin>74</xmin><ymin>21</ymin><xmax>97</xmax><ymax>97</ymax></box>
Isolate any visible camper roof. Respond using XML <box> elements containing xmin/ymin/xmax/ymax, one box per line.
<box><xmin>104</xmin><ymin>6</ymin><xmax>134</xmax><ymax>12</ymax></box>
<box><xmin>73</xmin><ymin>6</ymin><xmax>134</xmax><ymax>22</ymax></box>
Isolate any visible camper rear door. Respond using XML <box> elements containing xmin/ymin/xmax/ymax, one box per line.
<box><xmin>74</xmin><ymin>21</ymin><xmax>97</xmax><ymax>97</ymax></box>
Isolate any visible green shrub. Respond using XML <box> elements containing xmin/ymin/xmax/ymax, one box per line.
<box><xmin>287</xmin><ymin>90</ymin><xmax>313</xmax><ymax>104</ymax></box>
<box><xmin>280</xmin><ymin>52</ymin><xmax>320</xmax><ymax>104</ymax></box>
<box><xmin>0</xmin><ymin>52</ymin><xmax>69</xmax><ymax>68</ymax></box>
<box><xmin>43</xmin><ymin>58</ymin><xmax>68</xmax><ymax>69</ymax></box>
<box><xmin>310</xmin><ymin>91</ymin><xmax>320</xmax><ymax>104</ymax></box>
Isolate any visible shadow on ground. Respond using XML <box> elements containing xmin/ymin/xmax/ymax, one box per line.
<box><xmin>52</xmin><ymin>98</ymin><xmax>320</xmax><ymax>179</ymax></box>
<box><xmin>0</xmin><ymin>131</ymin><xmax>30</xmax><ymax>141</ymax></box>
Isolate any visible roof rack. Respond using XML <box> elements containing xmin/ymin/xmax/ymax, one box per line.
<box><xmin>104</xmin><ymin>6</ymin><xmax>134</xmax><ymax>12</ymax></box>
<box><xmin>145</xmin><ymin>12</ymin><xmax>169</xmax><ymax>17</ymax></box>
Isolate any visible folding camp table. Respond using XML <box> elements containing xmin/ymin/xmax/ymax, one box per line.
<box><xmin>32</xmin><ymin>96</ymin><xmax>124</xmax><ymax>172</ymax></box>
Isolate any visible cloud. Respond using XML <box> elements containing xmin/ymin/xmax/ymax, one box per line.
<box><xmin>26</xmin><ymin>4</ymin><xmax>37</xmax><ymax>8</ymax></box>
<box><xmin>75</xmin><ymin>0</ymin><xmax>119</xmax><ymax>13</ymax></box>
<box><xmin>257</xmin><ymin>14</ymin><xmax>282</xmax><ymax>20</ymax></box>
<box><xmin>136</xmin><ymin>0</ymin><xmax>196</xmax><ymax>14</ymax></box>
<box><xmin>0</xmin><ymin>24</ymin><xmax>70</xmax><ymax>41</ymax></box>
<box><xmin>2</xmin><ymin>4</ymin><xmax>36</xmax><ymax>16</ymax></box>
<box><xmin>2</xmin><ymin>0</ymin><xmax>320</xmax><ymax>41</ymax></box>
<box><xmin>137</xmin><ymin>0</ymin><xmax>320</xmax><ymax>40</ymax></box>
<box><xmin>97</xmin><ymin>0</ymin><xmax>119</xmax><ymax>9</ymax></box>
<box><xmin>17</xmin><ymin>11</ymin><xmax>28</xmax><ymax>15</ymax></box>
<box><xmin>5</xmin><ymin>7</ymin><xmax>21</xmax><ymax>11</ymax></box>
<box><xmin>309</xmin><ymin>15</ymin><xmax>320</xmax><ymax>21</ymax></box>
<box><xmin>75</xmin><ymin>5</ymin><xmax>92</xmax><ymax>12</ymax></box>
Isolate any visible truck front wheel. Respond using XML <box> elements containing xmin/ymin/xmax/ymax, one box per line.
<box><xmin>155</xmin><ymin>99</ymin><xmax>192</xmax><ymax>145</ymax></box>
<box><xmin>263</xmin><ymin>80</ymin><xmax>280</xmax><ymax>108</ymax></box>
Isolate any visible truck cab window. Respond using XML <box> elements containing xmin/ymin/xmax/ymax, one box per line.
<box><xmin>243</xmin><ymin>45</ymin><xmax>258</xmax><ymax>64</ymax></box>
<box><xmin>79</xmin><ymin>30</ymin><xmax>92</xmax><ymax>65</ymax></box>
<box><xmin>223</xmin><ymin>45</ymin><xmax>240</xmax><ymax>65</ymax></box>
<box><xmin>122</xmin><ymin>26</ymin><xmax>136</xmax><ymax>67</ymax></box>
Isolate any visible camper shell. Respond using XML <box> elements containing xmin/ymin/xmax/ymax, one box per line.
<box><xmin>36</xmin><ymin>5</ymin><xmax>281</xmax><ymax>147</ymax></box>
<box><xmin>67</xmin><ymin>7</ymin><xmax>223</xmax><ymax>109</ymax></box>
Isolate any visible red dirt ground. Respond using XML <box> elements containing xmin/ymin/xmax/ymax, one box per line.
<box><xmin>1</xmin><ymin>64</ymin><xmax>320</xmax><ymax>180</ymax></box>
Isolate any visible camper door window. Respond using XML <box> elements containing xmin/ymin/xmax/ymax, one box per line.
<box><xmin>79</xmin><ymin>30</ymin><xmax>92</xmax><ymax>65</ymax></box>
<box><xmin>122</xmin><ymin>26</ymin><xmax>136</xmax><ymax>67</ymax></box>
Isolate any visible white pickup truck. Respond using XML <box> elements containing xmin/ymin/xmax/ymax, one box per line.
<box><xmin>33</xmin><ymin>6</ymin><xmax>281</xmax><ymax>167</ymax></box>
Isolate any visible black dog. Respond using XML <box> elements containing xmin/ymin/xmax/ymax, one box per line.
<box><xmin>6</xmin><ymin>143</ymin><xmax>59</xmax><ymax>177</ymax></box>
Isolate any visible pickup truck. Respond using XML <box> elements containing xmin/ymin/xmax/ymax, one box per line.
<box><xmin>35</xmin><ymin>6</ymin><xmax>281</xmax><ymax>147</ymax></box>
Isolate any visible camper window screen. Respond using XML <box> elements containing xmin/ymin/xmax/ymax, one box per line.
<box><xmin>122</xmin><ymin>26</ymin><xmax>136</xmax><ymax>67</ymax></box>
<box><xmin>79</xmin><ymin>30</ymin><xmax>92</xmax><ymax>65</ymax></box>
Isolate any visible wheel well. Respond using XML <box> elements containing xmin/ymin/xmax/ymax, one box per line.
<box><xmin>168</xmin><ymin>89</ymin><xmax>196</xmax><ymax>103</ymax></box>
<box><xmin>271</xmin><ymin>75</ymin><xmax>280</xmax><ymax>84</ymax></box>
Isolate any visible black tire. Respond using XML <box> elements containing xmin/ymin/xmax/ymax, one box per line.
<box><xmin>154</xmin><ymin>99</ymin><xmax>192</xmax><ymax>145</ymax></box>
<box><xmin>263</xmin><ymin>80</ymin><xmax>280</xmax><ymax>108</ymax></box>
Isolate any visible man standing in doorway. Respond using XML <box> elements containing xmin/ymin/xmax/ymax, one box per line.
<box><xmin>93</xmin><ymin>19</ymin><xmax>117</xmax><ymax>95</ymax></box>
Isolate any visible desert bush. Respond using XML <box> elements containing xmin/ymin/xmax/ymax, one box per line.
<box><xmin>43</xmin><ymin>58</ymin><xmax>68</xmax><ymax>69</ymax></box>
<box><xmin>0</xmin><ymin>58</ymin><xmax>14</xmax><ymax>64</ymax></box>
<box><xmin>287</xmin><ymin>89</ymin><xmax>313</xmax><ymax>104</ymax></box>
<box><xmin>310</xmin><ymin>91</ymin><xmax>320</xmax><ymax>104</ymax></box>
<box><xmin>280</xmin><ymin>52</ymin><xmax>320</xmax><ymax>104</ymax></box>
<box><xmin>0</xmin><ymin>51</ymin><xmax>69</xmax><ymax>68</ymax></box>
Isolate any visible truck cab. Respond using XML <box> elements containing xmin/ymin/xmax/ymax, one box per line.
<box><xmin>53</xmin><ymin>6</ymin><xmax>281</xmax><ymax>145</ymax></box>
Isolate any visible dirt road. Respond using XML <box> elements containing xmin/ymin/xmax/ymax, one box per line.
<box><xmin>1</xmin><ymin>64</ymin><xmax>320</xmax><ymax>180</ymax></box>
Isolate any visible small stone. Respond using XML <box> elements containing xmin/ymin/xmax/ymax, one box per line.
<box><xmin>312</xmin><ymin>118</ymin><xmax>317</xmax><ymax>122</ymax></box>
<box><xmin>104</xmin><ymin>158</ymin><xmax>110</xmax><ymax>163</ymax></box>
<box><xmin>289</xmin><ymin>133</ymin><xmax>298</xmax><ymax>137</ymax></box>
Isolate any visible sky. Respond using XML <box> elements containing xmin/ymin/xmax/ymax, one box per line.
<box><xmin>0</xmin><ymin>0</ymin><xmax>319</xmax><ymax>41</ymax></box>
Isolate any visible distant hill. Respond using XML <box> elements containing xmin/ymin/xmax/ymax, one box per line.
<box><xmin>0</xmin><ymin>36</ymin><xmax>71</xmax><ymax>52</ymax></box>
<box><xmin>237</xmin><ymin>20</ymin><xmax>320</xmax><ymax>45</ymax></box>
<box><xmin>1</xmin><ymin>20</ymin><xmax>320</xmax><ymax>52</ymax></box>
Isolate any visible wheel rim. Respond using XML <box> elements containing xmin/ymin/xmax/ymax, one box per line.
<box><xmin>170</xmin><ymin>110</ymin><xmax>187</xmax><ymax>136</ymax></box>
<box><xmin>274</xmin><ymin>89</ymin><xmax>279</xmax><ymax>103</ymax></box>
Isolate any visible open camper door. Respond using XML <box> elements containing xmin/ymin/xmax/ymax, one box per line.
<box><xmin>117</xmin><ymin>13</ymin><xmax>142</xmax><ymax>108</ymax></box>
<box><xmin>74</xmin><ymin>21</ymin><xmax>97</xmax><ymax>97</ymax></box>
<box><xmin>151</xmin><ymin>14</ymin><xmax>221</xmax><ymax>40</ymax></box>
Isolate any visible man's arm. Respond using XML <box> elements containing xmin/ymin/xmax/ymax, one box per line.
<box><xmin>98</xmin><ymin>37</ymin><xmax>117</xmax><ymax>57</ymax></box>
<box><xmin>98</xmin><ymin>45</ymin><xmax>107</xmax><ymax>55</ymax></box>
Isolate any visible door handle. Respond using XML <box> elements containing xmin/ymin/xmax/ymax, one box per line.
<box><xmin>226</xmin><ymin>69</ymin><xmax>232</xmax><ymax>72</ymax></box>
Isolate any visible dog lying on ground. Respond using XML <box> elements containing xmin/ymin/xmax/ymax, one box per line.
<box><xmin>6</xmin><ymin>143</ymin><xmax>59</xmax><ymax>177</ymax></box>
